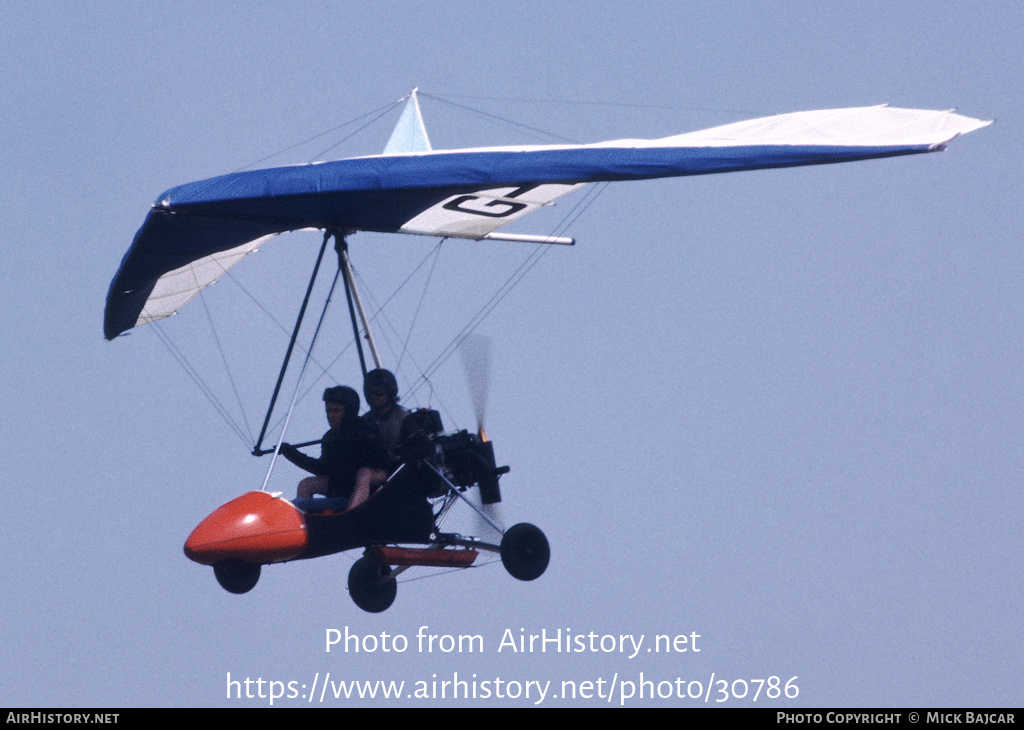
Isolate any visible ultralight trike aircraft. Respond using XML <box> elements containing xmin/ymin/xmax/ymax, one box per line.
<box><xmin>180</xmin><ymin>357</ymin><xmax>543</xmax><ymax>613</ymax></box>
<box><xmin>105</xmin><ymin>91</ymin><xmax>988</xmax><ymax>612</ymax></box>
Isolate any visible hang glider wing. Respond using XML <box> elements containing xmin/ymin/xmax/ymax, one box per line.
<box><xmin>105</xmin><ymin>104</ymin><xmax>989</xmax><ymax>340</ymax></box>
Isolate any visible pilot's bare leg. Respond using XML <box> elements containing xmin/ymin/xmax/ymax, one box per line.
<box><xmin>350</xmin><ymin>466</ymin><xmax>389</xmax><ymax>509</ymax></box>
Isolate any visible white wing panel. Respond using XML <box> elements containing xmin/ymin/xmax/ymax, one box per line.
<box><xmin>135</xmin><ymin>234</ymin><xmax>277</xmax><ymax>326</ymax></box>
<box><xmin>398</xmin><ymin>183</ymin><xmax>584</xmax><ymax>239</ymax></box>
<box><xmin>593</xmin><ymin>106</ymin><xmax>992</xmax><ymax>150</ymax></box>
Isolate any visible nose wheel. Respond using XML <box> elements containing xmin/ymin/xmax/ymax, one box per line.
<box><xmin>214</xmin><ymin>559</ymin><xmax>261</xmax><ymax>594</ymax></box>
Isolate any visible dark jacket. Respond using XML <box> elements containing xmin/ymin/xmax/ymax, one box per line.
<box><xmin>282</xmin><ymin>417</ymin><xmax>386</xmax><ymax>500</ymax></box>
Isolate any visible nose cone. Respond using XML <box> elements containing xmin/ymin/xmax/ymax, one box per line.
<box><xmin>184</xmin><ymin>491</ymin><xmax>307</xmax><ymax>565</ymax></box>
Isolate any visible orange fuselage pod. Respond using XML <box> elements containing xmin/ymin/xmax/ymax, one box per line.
<box><xmin>184</xmin><ymin>491</ymin><xmax>307</xmax><ymax>566</ymax></box>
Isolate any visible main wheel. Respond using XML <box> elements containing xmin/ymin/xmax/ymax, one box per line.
<box><xmin>213</xmin><ymin>560</ymin><xmax>261</xmax><ymax>594</ymax></box>
<box><xmin>348</xmin><ymin>557</ymin><xmax>397</xmax><ymax>613</ymax></box>
<box><xmin>500</xmin><ymin>523</ymin><xmax>550</xmax><ymax>581</ymax></box>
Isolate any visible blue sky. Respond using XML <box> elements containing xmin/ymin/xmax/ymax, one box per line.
<box><xmin>2</xmin><ymin>1</ymin><xmax>1020</xmax><ymax>707</ymax></box>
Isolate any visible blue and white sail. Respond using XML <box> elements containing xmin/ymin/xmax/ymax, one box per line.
<box><xmin>105</xmin><ymin>100</ymin><xmax>990</xmax><ymax>340</ymax></box>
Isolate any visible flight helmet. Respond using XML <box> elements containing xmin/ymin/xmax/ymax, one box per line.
<box><xmin>323</xmin><ymin>385</ymin><xmax>360</xmax><ymax>418</ymax></box>
<box><xmin>363</xmin><ymin>368</ymin><xmax>399</xmax><ymax>405</ymax></box>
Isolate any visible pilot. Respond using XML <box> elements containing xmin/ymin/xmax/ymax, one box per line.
<box><xmin>356</xmin><ymin>368</ymin><xmax>427</xmax><ymax>492</ymax></box>
<box><xmin>280</xmin><ymin>386</ymin><xmax>383</xmax><ymax>509</ymax></box>
<box><xmin>362</xmin><ymin>368</ymin><xmax>409</xmax><ymax>451</ymax></box>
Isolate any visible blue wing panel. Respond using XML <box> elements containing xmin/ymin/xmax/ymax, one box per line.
<box><xmin>162</xmin><ymin>143</ymin><xmax>931</xmax><ymax>209</ymax></box>
<box><xmin>105</xmin><ymin>143</ymin><xmax>934</xmax><ymax>339</ymax></box>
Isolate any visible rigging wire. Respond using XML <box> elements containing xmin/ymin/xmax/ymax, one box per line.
<box><xmin>231</xmin><ymin>100</ymin><xmax>404</xmax><ymax>173</ymax></box>
<box><xmin>151</xmin><ymin>321</ymin><xmax>253</xmax><ymax>449</ymax></box>
<box><xmin>395</xmin><ymin>240</ymin><xmax>443</xmax><ymax>372</ymax></box>
<box><xmin>223</xmin><ymin>265</ymin><xmax>292</xmax><ymax>335</ymax></box>
<box><xmin>258</xmin><ymin>337</ymin><xmax>357</xmax><ymax>446</ymax></box>
<box><xmin>258</xmin><ymin>237</ymin><xmax>447</xmax><ymax>441</ymax></box>
<box><xmin>418</xmin><ymin>91</ymin><xmax>581</xmax><ymax>144</ymax></box>
<box><xmin>222</xmin><ymin>260</ymin><xmax>349</xmax><ymax>408</ymax></box>
<box><xmin>426</xmin><ymin>91</ymin><xmax>760</xmax><ymax>117</ymax></box>
<box><xmin>147</xmin><ymin>262</ymin><xmax>260</xmax><ymax>449</ymax></box>
<box><xmin>196</xmin><ymin>287</ymin><xmax>255</xmax><ymax>445</ymax></box>
<box><xmin>349</xmin><ymin>261</ymin><xmax>459</xmax><ymax>428</ymax></box>
<box><xmin>406</xmin><ymin>181</ymin><xmax>611</xmax><ymax>401</ymax></box>
<box><xmin>308</xmin><ymin>102</ymin><xmax>404</xmax><ymax>162</ymax></box>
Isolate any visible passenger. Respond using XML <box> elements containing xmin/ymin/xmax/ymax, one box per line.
<box><xmin>280</xmin><ymin>386</ymin><xmax>382</xmax><ymax>509</ymax></box>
